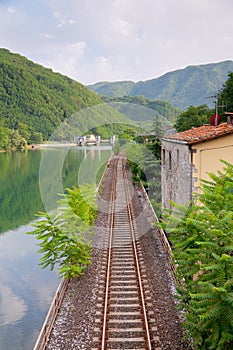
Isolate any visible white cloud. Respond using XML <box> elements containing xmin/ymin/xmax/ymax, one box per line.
<box><xmin>0</xmin><ymin>0</ymin><xmax>233</xmax><ymax>84</ymax></box>
<box><xmin>39</xmin><ymin>41</ymin><xmax>87</xmax><ymax>79</ymax></box>
<box><xmin>7</xmin><ymin>6</ymin><xmax>16</xmax><ymax>13</ymax></box>
<box><xmin>0</xmin><ymin>283</ymin><xmax>27</xmax><ymax>326</ymax></box>
<box><xmin>40</xmin><ymin>33</ymin><xmax>54</xmax><ymax>39</ymax></box>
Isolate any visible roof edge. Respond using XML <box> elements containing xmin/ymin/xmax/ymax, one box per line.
<box><xmin>162</xmin><ymin>138</ymin><xmax>188</xmax><ymax>145</ymax></box>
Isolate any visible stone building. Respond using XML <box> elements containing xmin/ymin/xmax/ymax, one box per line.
<box><xmin>161</xmin><ymin>119</ymin><xmax>233</xmax><ymax>209</ymax></box>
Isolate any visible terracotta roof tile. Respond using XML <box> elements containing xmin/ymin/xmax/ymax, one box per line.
<box><xmin>163</xmin><ymin>122</ymin><xmax>233</xmax><ymax>144</ymax></box>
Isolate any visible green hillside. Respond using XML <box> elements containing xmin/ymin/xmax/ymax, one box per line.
<box><xmin>102</xmin><ymin>95</ymin><xmax>182</xmax><ymax>124</ymax></box>
<box><xmin>0</xmin><ymin>48</ymin><xmax>131</xmax><ymax>149</ymax></box>
<box><xmin>88</xmin><ymin>61</ymin><xmax>233</xmax><ymax>109</ymax></box>
<box><xmin>89</xmin><ymin>81</ymin><xmax>135</xmax><ymax>98</ymax></box>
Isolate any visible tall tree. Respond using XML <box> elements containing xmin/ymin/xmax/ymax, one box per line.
<box><xmin>145</xmin><ymin>113</ymin><xmax>164</xmax><ymax>159</ymax></box>
<box><xmin>152</xmin><ymin>113</ymin><xmax>164</xmax><ymax>139</ymax></box>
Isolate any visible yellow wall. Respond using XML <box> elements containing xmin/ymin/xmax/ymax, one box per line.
<box><xmin>192</xmin><ymin>134</ymin><xmax>233</xmax><ymax>190</ymax></box>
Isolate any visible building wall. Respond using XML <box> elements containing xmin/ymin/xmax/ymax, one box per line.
<box><xmin>162</xmin><ymin>134</ymin><xmax>233</xmax><ymax>211</ymax></box>
<box><xmin>192</xmin><ymin>134</ymin><xmax>233</xmax><ymax>190</ymax></box>
<box><xmin>161</xmin><ymin>140</ymin><xmax>193</xmax><ymax>209</ymax></box>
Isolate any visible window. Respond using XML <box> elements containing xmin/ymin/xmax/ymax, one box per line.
<box><xmin>169</xmin><ymin>152</ymin><xmax>172</xmax><ymax>170</ymax></box>
<box><xmin>176</xmin><ymin>149</ymin><xmax>179</xmax><ymax>164</ymax></box>
<box><xmin>162</xmin><ymin>149</ymin><xmax>165</xmax><ymax>165</ymax></box>
<box><xmin>191</xmin><ymin>148</ymin><xmax>196</xmax><ymax>165</ymax></box>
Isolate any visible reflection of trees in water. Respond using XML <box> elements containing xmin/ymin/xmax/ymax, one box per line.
<box><xmin>0</xmin><ymin>150</ymin><xmax>43</xmax><ymax>233</ymax></box>
<box><xmin>0</xmin><ymin>148</ymin><xmax>111</xmax><ymax>234</ymax></box>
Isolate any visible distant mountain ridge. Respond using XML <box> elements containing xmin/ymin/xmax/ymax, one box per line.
<box><xmin>88</xmin><ymin>61</ymin><xmax>233</xmax><ymax>109</ymax></box>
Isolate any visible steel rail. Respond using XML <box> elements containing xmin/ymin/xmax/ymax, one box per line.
<box><xmin>122</xmin><ymin>161</ymin><xmax>152</xmax><ymax>350</ymax></box>
<box><xmin>100</xmin><ymin>156</ymin><xmax>153</xmax><ymax>349</ymax></box>
<box><xmin>101</xmin><ymin>158</ymin><xmax>119</xmax><ymax>350</ymax></box>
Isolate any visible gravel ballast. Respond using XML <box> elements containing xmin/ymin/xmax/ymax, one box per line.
<box><xmin>46</xmin><ymin>156</ymin><xmax>192</xmax><ymax>350</ymax></box>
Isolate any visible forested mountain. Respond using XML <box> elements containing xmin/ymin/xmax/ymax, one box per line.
<box><xmin>0</xmin><ymin>48</ymin><xmax>130</xmax><ymax>149</ymax></box>
<box><xmin>90</xmin><ymin>81</ymin><xmax>135</xmax><ymax>98</ymax></box>
<box><xmin>88</xmin><ymin>61</ymin><xmax>233</xmax><ymax>109</ymax></box>
<box><xmin>1</xmin><ymin>48</ymin><xmax>232</xmax><ymax>151</ymax></box>
<box><xmin>102</xmin><ymin>95</ymin><xmax>182</xmax><ymax>124</ymax></box>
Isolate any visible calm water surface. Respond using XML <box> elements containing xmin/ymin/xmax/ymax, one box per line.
<box><xmin>0</xmin><ymin>146</ymin><xmax>112</xmax><ymax>350</ymax></box>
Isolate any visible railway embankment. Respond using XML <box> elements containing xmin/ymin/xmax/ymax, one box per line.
<box><xmin>33</xmin><ymin>154</ymin><xmax>191</xmax><ymax>350</ymax></box>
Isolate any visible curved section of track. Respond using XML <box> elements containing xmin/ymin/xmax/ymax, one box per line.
<box><xmin>92</xmin><ymin>156</ymin><xmax>161</xmax><ymax>350</ymax></box>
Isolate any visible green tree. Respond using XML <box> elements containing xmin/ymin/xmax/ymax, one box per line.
<box><xmin>16</xmin><ymin>122</ymin><xmax>30</xmax><ymax>140</ymax></box>
<box><xmin>27</xmin><ymin>184</ymin><xmax>97</xmax><ymax>279</ymax></box>
<box><xmin>8</xmin><ymin>129</ymin><xmax>27</xmax><ymax>149</ymax></box>
<box><xmin>174</xmin><ymin>105</ymin><xmax>212</xmax><ymax>132</ymax></box>
<box><xmin>152</xmin><ymin>113</ymin><xmax>164</xmax><ymax>139</ymax></box>
<box><xmin>218</xmin><ymin>72</ymin><xmax>233</xmax><ymax>113</ymax></box>
<box><xmin>29</xmin><ymin>131</ymin><xmax>43</xmax><ymax>144</ymax></box>
<box><xmin>113</xmin><ymin>142</ymin><xmax>120</xmax><ymax>155</ymax></box>
<box><xmin>0</xmin><ymin>125</ymin><xmax>9</xmax><ymax>150</ymax></box>
<box><xmin>118</xmin><ymin>127</ymin><xmax>137</xmax><ymax>145</ymax></box>
<box><xmin>126</xmin><ymin>142</ymin><xmax>161</xmax><ymax>215</ymax></box>
<box><xmin>144</xmin><ymin>113</ymin><xmax>164</xmax><ymax>159</ymax></box>
<box><xmin>160</xmin><ymin>161</ymin><xmax>233</xmax><ymax>349</ymax></box>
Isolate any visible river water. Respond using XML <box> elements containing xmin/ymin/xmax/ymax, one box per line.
<box><xmin>0</xmin><ymin>146</ymin><xmax>112</xmax><ymax>350</ymax></box>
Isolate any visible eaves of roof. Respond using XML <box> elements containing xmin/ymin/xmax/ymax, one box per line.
<box><xmin>162</xmin><ymin>122</ymin><xmax>233</xmax><ymax>145</ymax></box>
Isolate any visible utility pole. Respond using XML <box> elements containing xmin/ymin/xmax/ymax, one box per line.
<box><xmin>205</xmin><ymin>93</ymin><xmax>227</xmax><ymax>125</ymax></box>
<box><xmin>205</xmin><ymin>94</ymin><xmax>218</xmax><ymax>113</ymax></box>
<box><xmin>205</xmin><ymin>93</ymin><xmax>226</xmax><ymax>113</ymax></box>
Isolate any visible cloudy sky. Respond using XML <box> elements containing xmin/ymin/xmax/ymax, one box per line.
<box><xmin>0</xmin><ymin>0</ymin><xmax>233</xmax><ymax>85</ymax></box>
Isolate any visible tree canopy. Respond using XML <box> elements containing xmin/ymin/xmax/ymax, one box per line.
<box><xmin>174</xmin><ymin>105</ymin><xmax>212</xmax><ymax>132</ymax></box>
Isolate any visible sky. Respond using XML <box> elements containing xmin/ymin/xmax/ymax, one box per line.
<box><xmin>0</xmin><ymin>0</ymin><xmax>233</xmax><ymax>85</ymax></box>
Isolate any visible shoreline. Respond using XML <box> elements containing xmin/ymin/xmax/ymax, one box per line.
<box><xmin>0</xmin><ymin>142</ymin><xmax>113</xmax><ymax>152</ymax></box>
<box><xmin>0</xmin><ymin>144</ymin><xmax>41</xmax><ymax>153</ymax></box>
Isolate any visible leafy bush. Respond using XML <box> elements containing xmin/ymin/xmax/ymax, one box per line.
<box><xmin>27</xmin><ymin>184</ymin><xmax>97</xmax><ymax>279</ymax></box>
<box><xmin>160</xmin><ymin>161</ymin><xmax>233</xmax><ymax>349</ymax></box>
<box><xmin>126</xmin><ymin>142</ymin><xmax>161</xmax><ymax>215</ymax></box>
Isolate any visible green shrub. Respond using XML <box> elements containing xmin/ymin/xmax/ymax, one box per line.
<box><xmin>27</xmin><ymin>184</ymin><xmax>97</xmax><ymax>279</ymax></box>
<box><xmin>160</xmin><ymin>161</ymin><xmax>233</xmax><ymax>349</ymax></box>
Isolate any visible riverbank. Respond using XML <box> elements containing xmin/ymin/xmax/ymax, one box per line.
<box><xmin>0</xmin><ymin>144</ymin><xmax>41</xmax><ymax>152</ymax></box>
<box><xmin>0</xmin><ymin>142</ymin><xmax>113</xmax><ymax>152</ymax></box>
<box><xmin>40</xmin><ymin>142</ymin><xmax>113</xmax><ymax>150</ymax></box>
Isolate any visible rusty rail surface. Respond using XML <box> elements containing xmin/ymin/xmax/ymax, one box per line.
<box><xmin>98</xmin><ymin>156</ymin><xmax>153</xmax><ymax>349</ymax></box>
<box><xmin>33</xmin><ymin>278</ymin><xmax>69</xmax><ymax>350</ymax></box>
<box><xmin>101</xmin><ymin>157</ymin><xmax>118</xmax><ymax>350</ymax></box>
<box><xmin>123</xmin><ymin>166</ymin><xmax>152</xmax><ymax>350</ymax></box>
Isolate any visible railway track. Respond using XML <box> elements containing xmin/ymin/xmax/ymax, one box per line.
<box><xmin>92</xmin><ymin>156</ymin><xmax>161</xmax><ymax>350</ymax></box>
